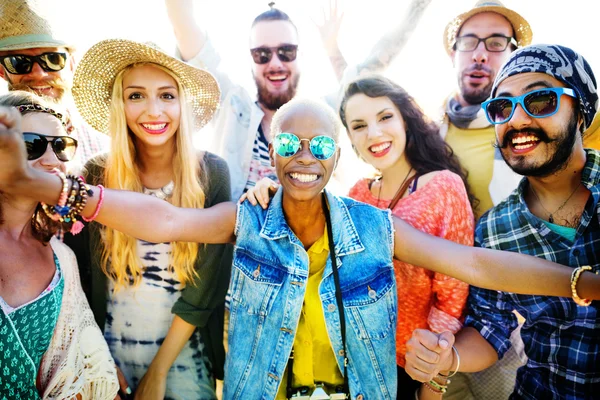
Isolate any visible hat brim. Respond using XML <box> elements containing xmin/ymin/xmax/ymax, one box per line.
<box><xmin>0</xmin><ymin>34</ymin><xmax>73</xmax><ymax>52</ymax></box>
<box><xmin>443</xmin><ymin>6</ymin><xmax>532</xmax><ymax>56</ymax></box>
<box><xmin>72</xmin><ymin>39</ymin><xmax>220</xmax><ymax>135</ymax></box>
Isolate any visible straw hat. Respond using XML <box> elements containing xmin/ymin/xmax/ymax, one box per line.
<box><xmin>0</xmin><ymin>0</ymin><xmax>73</xmax><ymax>51</ymax></box>
<box><xmin>443</xmin><ymin>0</ymin><xmax>532</xmax><ymax>56</ymax></box>
<box><xmin>72</xmin><ymin>39</ymin><xmax>220</xmax><ymax>135</ymax></box>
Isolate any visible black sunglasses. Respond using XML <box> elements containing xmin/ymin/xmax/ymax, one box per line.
<box><xmin>23</xmin><ymin>132</ymin><xmax>78</xmax><ymax>162</ymax></box>
<box><xmin>0</xmin><ymin>52</ymin><xmax>68</xmax><ymax>75</ymax></box>
<box><xmin>250</xmin><ymin>45</ymin><xmax>298</xmax><ymax>64</ymax></box>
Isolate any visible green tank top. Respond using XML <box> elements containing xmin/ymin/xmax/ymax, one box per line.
<box><xmin>0</xmin><ymin>254</ymin><xmax>64</xmax><ymax>400</ymax></box>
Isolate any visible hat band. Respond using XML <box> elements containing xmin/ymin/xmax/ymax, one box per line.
<box><xmin>0</xmin><ymin>34</ymin><xmax>68</xmax><ymax>50</ymax></box>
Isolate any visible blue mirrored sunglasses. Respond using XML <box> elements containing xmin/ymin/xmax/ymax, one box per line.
<box><xmin>273</xmin><ymin>132</ymin><xmax>337</xmax><ymax>160</ymax></box>
<box><xmin>482</xmin><ymin>87</ymin><xmax>577</xmax><ymax>125</ymax></box>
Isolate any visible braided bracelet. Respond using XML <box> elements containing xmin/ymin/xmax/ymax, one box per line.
<box><xmin>82</xmin><ymin>185</ymin><xmax>105</xmax><ymax>223</ymax></box>
<box><xmin>571</xmin><ymin>266</ymin><xmax>596</xmax><ymax>306</ymax></box>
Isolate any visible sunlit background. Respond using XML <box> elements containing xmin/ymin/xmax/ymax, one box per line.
<box><xmin>3</xmin><ymin>0</ymin><xmax>598</xmax><ymax>118</ymax></box>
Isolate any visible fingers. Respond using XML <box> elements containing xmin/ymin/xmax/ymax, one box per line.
<box><xmin>405</xmin><ymin>329</ymin><xmax>456</xmax><ymax>382</ymax></box>
<box><xmin>0</xmin><ymin>106</ymin><xmax>21</xmax><ymax>132</ymax></box>
<box><xmin>116</xmin><ymin>367</ymin><xmax>131</xmax><ymax>398</ymax></box>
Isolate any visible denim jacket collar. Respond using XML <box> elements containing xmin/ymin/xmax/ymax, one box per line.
<box><xmin>261</xmin><ymin>188</ymin><xmax>364</xmax><ymax>257</ymax></box>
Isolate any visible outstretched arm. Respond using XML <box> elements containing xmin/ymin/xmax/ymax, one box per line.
<box><xmin>392</xmin><ymin>216</ymin><xmax>600</xmax><ymax>299</ymax></box>
<box><xmin>314</xmin><ymin>0</ymin><xmax>347</xmax><ymax>82</ymax></box>
<box><xmin>0</xmin><ymin>107</ymin><xmax>236</xmax><ymax>244</ymax></box>
<box><xmin>164</xmin><ymin>0</ymin><xmax>207</xmax><ymax>61</ymax></box>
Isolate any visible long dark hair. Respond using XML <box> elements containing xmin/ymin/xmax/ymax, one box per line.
<box><xmin>339</xmin><ymin>75</ymin><xmax>477</xmax><ymax>209</ymax></box>
<box><xmin>0</xmin><ymin>90</ymin><xmax>65</xmax><ymax>244</ymax></box>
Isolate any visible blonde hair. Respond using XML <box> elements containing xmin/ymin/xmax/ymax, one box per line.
<box><xmin>101</xmin><ymin>62</ymin><xmax>206</xmax><ymax>289</ymax></box>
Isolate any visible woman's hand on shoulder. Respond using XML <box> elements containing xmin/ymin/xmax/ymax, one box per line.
<box><xmin>239</xmin><ymin>178</ymin><xmax>279</xmax><ymax>209</ymax></box>
<box><xmin>0</xmin><ymin>106</ymin><xmax>29</xmax><ymax>190</ymax></box>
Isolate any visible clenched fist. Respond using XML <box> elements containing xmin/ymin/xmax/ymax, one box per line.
<box><xmin>404</xmin><ymin>329</ymin><xmax>456</xmax><ymax>382</ymax></box>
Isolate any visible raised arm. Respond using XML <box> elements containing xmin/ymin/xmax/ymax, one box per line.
<box><xmin>164</xmin><ymin>0</ymin><xmax>207</xmax><ymax>62</ymax></box>
<box><xmin>314</xmin><ymin>0</ymin><xmax>347</xmax><ymax>82</ymax></box>
<box><xmin>392</xmin><ymin>216</ymin><xmax>600</xmax><ymax>299</ymax></box>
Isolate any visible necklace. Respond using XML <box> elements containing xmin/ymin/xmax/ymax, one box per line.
<box><xmin>143</xmin><ymin>181</ymin><xmax>174</xmax><ymax>201</ymax></box>
<box><xmin>377</xmin><ymin>167</ymin><xmax>414</xmax><ymax>205</ymax></box>
<box><xmin>529</xmin><ymin>182</ymin><xmax>581</xmax><ymax>224</ymax></box>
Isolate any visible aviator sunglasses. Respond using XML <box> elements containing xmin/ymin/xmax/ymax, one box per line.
<box><xmin>250</xmin><ymin>45</ymin><xmax>298</xmax><ymax>64</ymax></box>
<box><xmin>273</xmin><ymin>132</ymin><xmax>337</xmax><ymax>160</ymax></box>
<box><xmin>23</xmin><ymin>132</ymin><xmax>78</xmax><ymax>162</ymax></box>
<box><xmin>482</xmin><ymin>87</ymin><xmax>577</xmax><ymax>125</ymax></box>
<box><xmin>0</xmin><ymin>52</ymin><xmax>68</xmax><ymax>75</ymax></box>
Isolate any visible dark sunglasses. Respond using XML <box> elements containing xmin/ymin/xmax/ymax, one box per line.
<box><xmin>273</xmin><ymin>132</ymin><xmax>337</xmax><ymax>160</ymax></box>
<box><xmin>454</xmin><ymin>34</ymin><xmax>516</xmax><ymax>52</ymax></box>
<box><xmin>482</xmin><ymin>87</ymin><xmax>577</xmax><ymax>125</ymax></box>
<box><xmin>23</xmin><ymin>132</ymin><xmax>78</xmax><ymax>162</ymax></box>
<box><xmin>0</xmin><ymin>52</ymin><xmax>68</xmax><ymax>75</ymax></box>
<box><xmin>250</xmin><ymin>45</ymin><xmax>298</xmax><ymax>64</ymax></box>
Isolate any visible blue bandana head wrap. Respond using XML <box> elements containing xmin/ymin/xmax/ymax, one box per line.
<box><xmin>491</xmin><ymin>44</ymin><xmax>598</xmax><ymax>129</ymax></box>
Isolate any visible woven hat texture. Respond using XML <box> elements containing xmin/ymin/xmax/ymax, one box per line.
<box><xmin>72</xmin><ymin>39</ymin><xmax>220</xmax><ymax>135</ymax></box>
<box><xmin>0</xmin><ymin>0</ymin><xmax>72</xmax><ymax>51</ymax></box>
<box><xmin>443</xmin><ymin>0</ymin><xmax>532</xmax><ymax>56</ymax></box>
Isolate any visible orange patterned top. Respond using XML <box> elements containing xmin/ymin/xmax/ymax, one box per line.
<box><xmin>349</xmin><ymin>170</ymin><xmax>474</xmax><ymax>367</ymax></box>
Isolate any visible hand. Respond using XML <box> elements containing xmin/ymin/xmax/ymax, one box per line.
<box><xmin>404</xmin><ymin>329</ymin><xmax>455</xmax><ymax>382</ymax></box>
<box><xmin>0</xmin><ymin>106</ymin><xmax>28</xmax><ymax>190</ymax></box>
<box><xmin>239</xmin><ymin>178</ymin><xmax>278</xmax><ymax>209</ymax></box>
<box><xmin>116</xmin><ymin>366</ymin><xmax>132</xmax><ymax>399</ymax></box>
<box><xmin>313</xmin><ymin>0</ymin><xmax>344</xmax><ymax>52</ymax></box>
<box><xmin>134</xmin><ymin>368</ymin><xmax>167</xmax><ymax>400</ymax></box>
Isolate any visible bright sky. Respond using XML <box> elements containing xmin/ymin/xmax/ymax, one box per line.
<box><xmin>4</xmin><ymin>0</ymin><xmax>598</xmax><ymax>118</ymax></box>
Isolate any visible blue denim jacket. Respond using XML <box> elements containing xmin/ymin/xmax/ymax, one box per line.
<box><xmin>224</xmin><ymin>189</ymin><xmax>397</xmax><ymax>399</ymax></box>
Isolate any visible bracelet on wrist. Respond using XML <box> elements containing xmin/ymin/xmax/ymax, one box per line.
<box><xmin>571</xmin><ymin>266</ymin><xmax>597</xmax><ymax>306</ymax></box>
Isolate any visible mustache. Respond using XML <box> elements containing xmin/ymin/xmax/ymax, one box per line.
<box><xmin>494</xmin><ymin>128</ymin><xmax>556</xmax><ymax>149</ymax></box>
<box><xmin>465</xmin><ymin>63</ymin><xmax>493</xmax><ymax>75</ymax></box>
<box><xmin>7</xmin><ymin>78</ymin><xmax>71</xmax><ymax>95</ymax></box>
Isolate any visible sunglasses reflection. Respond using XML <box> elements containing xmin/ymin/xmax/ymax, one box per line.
<box><xmin>23</xmin><ymin>132</ymin><xmax>78</xmax><ymax>162</ymax></box>
<box><xmin>273</xmin><ymin>132</ymin><xmax>337</xmax><ymax>160</ymax></box>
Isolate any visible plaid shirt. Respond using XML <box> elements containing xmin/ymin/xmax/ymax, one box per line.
<box><xmin>466</xmin><ymin>149</ymin><xmax>600</xmax><ymax>400</ymax></box>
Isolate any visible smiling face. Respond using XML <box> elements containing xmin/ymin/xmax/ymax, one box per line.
<box><xmin>122</xmin><ymin>64</ymin><xmax>181</xmax><ymax>149</ymax></box>
<box><xmin>22</xmin><ymin>112</ymin><xmax>69</xmax><ymax>174</ymax></box>
<box><xmin>494</xmin><ymin>72</ymin><xmax>582</xmax><ymax>177</ymax></box>
<box><xmin>344</xmin><ymin>94</ymin><xmax>408</xmax><ymax>173</ymax></box>
<box><xmin>452</xmin><ymin>12</ymin><xmax>514</xmax><ymax>106</ymax></box>
<box><xmin>250</xmin><ymin>20</ymin><xmax>300</xmax><ymax>110</ymax></box>
<box><xmin>270</xmin><ymin>105</ymin><xmax>339</xmax><ymax>203</ymax></box>
<box><xmin>0</xmin><ymin>47</ymin><xmax>74</xmax><ymax>101</ymax></box>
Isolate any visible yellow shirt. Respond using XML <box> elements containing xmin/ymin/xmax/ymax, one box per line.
<box><xmin>445</xmin><ymin>123</ymin><xmax>495</xmax><ymax>218</ymax></box>
<box><xmin>276</xmin><ymin>228</ymin><xmax>344</xmax><ymax>398</ymax></box>
<box><xmin>583</xmin><ymin>111</ymin><xmax>600</xmax><ymax>150</ymax></box>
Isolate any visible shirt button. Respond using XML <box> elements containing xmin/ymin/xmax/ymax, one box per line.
<box><xmin>368</xmin><ymin>289</ymin><xmax>377</xmax><ymax>299</ymax></box>
<box><xmin>338</xmin><ymin>349</ymin><xmax>345</xmax><ymax>356</ymax></box>
<box><xmin>253</xmin><ymin>265</ymin><xmax>260</xmax><ymax>278</ymax></box>
<box><xmin>304</xmin><ymin>340</ymin><xmax>310</xmax><ymax>346</ymax></box>
<box><xmin>327</xmin><ymin>304</ymin><xmax>336</xmax><ymax>312</ymax></box>
<box><xmin>573</xmin><ymin>249</ymin><xmax>580</xmax><ymax>256</ymax></box>
<box><xmin>356</xmin><ymin>395</ymin><xmax>364</xmax><ymax>400</ymax></box>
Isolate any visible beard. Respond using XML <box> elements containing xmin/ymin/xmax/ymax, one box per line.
<box><xmin>498</xmin><ymin>112</ymin><xmax>579</xmax><ymax>178</ymax></box>
<box><xmin>254</xmin><ymin>72</ymin><xmax>300</xmax><ymax>111</ymax></box>
<box><xmin>458</xmin><ymin>63</ymin><xmax>494</xmax><ymax>105</ymax></box>
<box><xmin>6</xmin><ymin>76</ymin><xmax>71</xmax><ymax>103</ymax></box>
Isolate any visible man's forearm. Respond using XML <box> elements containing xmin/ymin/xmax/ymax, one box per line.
<box><xmin>164</xmin><ymin>0</ymin><xmax>207</xmax><ymax>61</ymax></box>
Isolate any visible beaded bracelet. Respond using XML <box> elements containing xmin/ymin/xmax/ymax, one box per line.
<box><xmin>571</xmin><ymin>266</ymin><xmax>596</xmax><ymax>306</ymax></box>
<box><xmin>83</xmin><ymin>185</ymin><xmax>105</xmax><ymax>223</ymax></box>
<box><xmin>427</xmin><ymin>379</ymin><xmax>448</xmax><ymax>394</ymax></box>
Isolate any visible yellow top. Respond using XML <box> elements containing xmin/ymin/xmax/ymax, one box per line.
<box><xmin>276</xmin><ymin>228</ymin><xmax>344</xmax><ymax>399</ymax></box>
<box><xmin>445</xmin><ymin>123</ymin><xmax>495</xmax><ymax>218</ymax></box>
<box><xmin>583</xmin><ymin>111</ymin><xmax>600</xmax><ymax>150</ymax></box>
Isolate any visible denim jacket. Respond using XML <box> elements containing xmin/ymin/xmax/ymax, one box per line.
<box><xmin>224</xmin><ymin>189</ymin><xmax>398</xmax><ymax>399</ymax></box>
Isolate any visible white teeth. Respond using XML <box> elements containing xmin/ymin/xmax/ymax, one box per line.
<box><xmin>511</xmin><ymin>135</ymin><xmax>540</xmax><ymax>145</ymax></box>
<box><xmin>268</xmin><ymin>75</ymin><xmax>286</xmax><ymax>81</ymax></box>
<box><xmin>370</xmin><ymin>142</ymin><xmax>391</xmax><ymax>153</ymax></box>
<box><xmin>290</xmin><ymin>172</ymin><xmax>318</xmax><ymax>182</ymax></box>
<box><xmin>514</xmin><ymin>143</ymin><xmax>536</xmax><ymax>150</ymax></box>
<box><xmin>142</xmin><ymin>123</ymin><xmax>167</xmax><ymax>130</ymax></box>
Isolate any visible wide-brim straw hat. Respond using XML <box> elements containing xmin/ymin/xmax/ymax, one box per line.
<box><xmin>0</xmin><ymin>0</ymin><xmax>73</xmax><ymax>51</ymax></box>
<box><xmin>72</xmin><ymin>39</ymin><xmax>220</xmax><ymax>135</ymax></box>
<box><xmin>443</xmin><ymin>0</ymin><xmax>532</xmax><ymax>56</ymax></box>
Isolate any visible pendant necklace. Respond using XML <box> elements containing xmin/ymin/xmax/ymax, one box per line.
<box><xmin>143</xmin><ymin>180</ymin><xmax>175</xmax><ymax>201</ymax></box>
<box><xmin>529</xmin><ymin>182</ymin><xmax>581</xmax><ymax>224</ymax></box>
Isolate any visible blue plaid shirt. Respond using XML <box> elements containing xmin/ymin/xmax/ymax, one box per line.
<box><xmin>466</xmin><ymin>149</ymin><xmax>600</xmax><ymax>400</ymax></box>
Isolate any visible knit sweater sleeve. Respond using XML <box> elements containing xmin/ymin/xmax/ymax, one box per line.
<box><xmin>171</xmin><ymin>152</ymin><xmax>233</xmax><ymax>327</ymax></box>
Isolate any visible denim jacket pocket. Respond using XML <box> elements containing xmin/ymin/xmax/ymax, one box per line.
<box><xmin>343</xmin><ymin>268</ymin><xmax>396</xmax><ymax>340</ymax></box>
<box><xmin>231</xmin><ymin>250</ymin><xmax>286</xmax><ymax>316</ymax></box>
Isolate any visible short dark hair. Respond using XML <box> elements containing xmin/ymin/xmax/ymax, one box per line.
<box><xmin>252</xmin><ymin>3</ymin><xmax>297</xmax><ymax>31</ymax></box>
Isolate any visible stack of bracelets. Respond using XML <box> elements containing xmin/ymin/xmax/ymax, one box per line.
<box><xmin>415</xmin><ymin>346</ymin><xmax>460</xmax><ymax>399</ymax></box>
<box><xmin>40</xmin><ymin>169</ymin><xmax>98</xmax><ymax>235</ymax></box>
